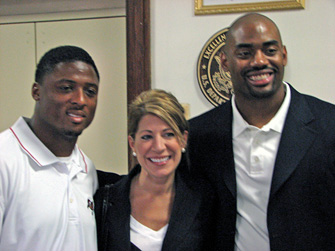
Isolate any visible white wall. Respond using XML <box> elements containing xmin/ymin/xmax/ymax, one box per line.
<box><xmin>0</xmin><ymin>10</ymin><xmax>128</xmax><ymax>174</ymax></box>
<box><xmin>151</xmin><ymin>0</ymin><xmax>335</xmax><ymax>118</ymax></box>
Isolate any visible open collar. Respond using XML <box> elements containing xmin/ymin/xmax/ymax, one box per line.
<box><xmin>10</xmin><ymin>117</ymin><xmax>87</xmax><ymax>173</ymax></box>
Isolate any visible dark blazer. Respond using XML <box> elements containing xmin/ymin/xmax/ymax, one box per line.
<box><xmin>94</xmin><ymin>165</ymin><xmax>217</xmax><ymax>251</ymax></box>
<box><xmin>188</xmin><ymin>84</ymin><xmax>335</xmax><ymax>251</ymax></box>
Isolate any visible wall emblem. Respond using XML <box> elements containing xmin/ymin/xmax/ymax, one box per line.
<box><xmin>197</xmin><ymin>27</ymin><xmax>233</xmax><ymax>107</ymax></box>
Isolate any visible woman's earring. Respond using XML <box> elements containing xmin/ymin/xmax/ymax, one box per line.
<box><xmin>181</xmin><ymin>148</ymin><xmax>186</xmax><ymax>153</ymax></box>
<box><xmin>132</xmin><ymin>152</ymin><xmax>137</xmax><ymax>157</ymax></box>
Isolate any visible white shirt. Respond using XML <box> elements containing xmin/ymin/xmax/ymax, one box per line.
<box><xmin>130</xmin><ymin>215</ymin><xmax>168</xmax><ymax>251</ymax></box>
<box><xmin>0</xmin><ymin>117</ymin><xmax>98</xmax><ymax>251</ymax></box>
<box><xmin>232</xmin><ymin>83</ymin><xmax>291</xmax><ymax>251</ymax></box>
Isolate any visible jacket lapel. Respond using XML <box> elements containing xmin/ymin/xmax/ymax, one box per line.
<box><xmin>162</xmin><ymin>172</ymin><xmax>202</xmax><ymax>250</ymax></box>
<box><xmin>217</xmin><ymin>102</ymin><xmax>236</xmax><ymax>198</ymax></box>
<box><xmin>107</xmin><ymin>170</ymin><xmax>136</xmax><ymax>250</ymax></box>
<box><xmin>189</xmin><ymin>101</ymin><xmax>236</xmax><ymax>198</ymax></box>
<box><xmin>270</xmin><ymin>85</ymin><xmax>318</xmax><ymax>198</ymax></box>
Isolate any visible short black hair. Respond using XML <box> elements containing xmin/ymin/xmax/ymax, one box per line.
<box><xmin>35</xmin><ymin>45</ymin><xmax>100</xmax><ymax>83</ymax></box>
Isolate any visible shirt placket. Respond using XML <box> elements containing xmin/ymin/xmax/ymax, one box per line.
<box><xmin>66</xmin><ymin>161</ymin><xmax>84</xmax><ymax>250</ymax></box>
<box><xmin>249</xmin><ymin>129</ymin><xmax>264</xmax><ymax>174</ymax></box>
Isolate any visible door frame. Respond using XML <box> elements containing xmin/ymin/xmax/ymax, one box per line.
<box><xmin>126</xmin><ymin>0</ymin><xmax>150</xmax><ymax>104</ymax></box>
<box><xmin>126</xmin><ymin>0</ymin><xmax>151</xmax><ymax>169</ymax></box>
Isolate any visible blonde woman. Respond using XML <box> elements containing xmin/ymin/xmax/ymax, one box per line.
<box><xmin>95</xmin><ymin>89</ymin><xmax>216</xmax><ymax>250</ymax></box>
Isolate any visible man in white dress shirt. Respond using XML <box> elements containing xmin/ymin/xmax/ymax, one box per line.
<box><xmin>0</xmin><ymin>45</ymin><xmax>100</xmax><ymax>250</ymax></box>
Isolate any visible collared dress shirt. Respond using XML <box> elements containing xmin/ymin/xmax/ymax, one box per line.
<box><xmin>232</xmin><ymin>83</ymin><xmax>291</xmax><ymax>251</ymax></box>
<box><xmin>0</xmin><ymin>117</ymin><xmax>98</xmax><ymax>251</ymax></box>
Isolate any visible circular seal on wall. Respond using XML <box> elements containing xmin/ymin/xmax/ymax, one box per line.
<box><xmin>197</xmin><ymin>27</ymin><xmax>233</xmax><ymax>107</ymax></box>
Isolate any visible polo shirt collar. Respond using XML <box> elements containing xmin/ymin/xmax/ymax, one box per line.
<box><xmin>232</xmin><ymin>97</ymin><xmax>250</xmax><ymax>138</ymax></box>
<box><xmin>232</xmin><ymin>82</ymin><xmax>291</xmax><ymax>138</ymax></box>
<box><xmin>10</xmin><ymin>117</ymin><xmax>87</xmax><ymax>173</ymax></box>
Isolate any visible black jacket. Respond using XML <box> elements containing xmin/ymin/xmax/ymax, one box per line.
<box><xmin>188</xmin><ymin>84</ymin><xmax>335</xmax><ymax>251</ymax></box>
<box><xmin>95</xmin><ymin>165</ymin><xmax>217</xmax><ymax>250</ymax></box>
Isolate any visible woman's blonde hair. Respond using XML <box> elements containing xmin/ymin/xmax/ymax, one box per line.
<box><xmin>128</xmin><ymin>89</ymin><xmax>189</xmax><ymax>146</ymax></box>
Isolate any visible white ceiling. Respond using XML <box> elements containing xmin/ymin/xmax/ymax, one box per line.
<box><xmin>0</xmin><ymin>0</ymin><xmax>125</xmax><ymax>16</ymax></box>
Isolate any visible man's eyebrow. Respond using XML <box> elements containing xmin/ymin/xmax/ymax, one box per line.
<box><xmin>263</xmin><ymin>40</ymin><xmax>279</xmax><ymax>46</ymax></box>
<box><xmin>56</xmin><ymin>79</ymin><xmax>76</xmax><ymax>84</ymax></box>
<box><xmin>236</xmin><ymin>40</ymin><xmax>279</xmax><ymax>49</ymax></box>
<box><xmin>86</xmin><ymin>83</ymin><xmax>99</xmax><ymax>89</ymax></box>
<box><xmin>236</xmin><ymin>43</ymin><xmax>253</xmax><ymax>49</ymax></box>
<box><xmin>56</xmin><ymin>79</ymin><xmax>98</xmax><ymax>87</ymax></box>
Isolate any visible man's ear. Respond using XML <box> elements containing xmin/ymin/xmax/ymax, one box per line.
<box><xmin>282</xmin><ymin>45</ymin><xmax>288</xmax><ymax>66</ymax></box>
<box><xmin>32</xmin><ymin>83</ymin><xmax>40</xmax><ymax>101</ymax></box>
<box><xmin>220</xmin><ymin>51</ymin><xmax>229</xmax><ymax>71</ymax></box>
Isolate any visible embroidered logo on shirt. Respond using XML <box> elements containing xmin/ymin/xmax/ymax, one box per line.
<box><xmin>87</xmin><ymin>199</ymin><xmax>94</xmax><ymax>215</ymax></box>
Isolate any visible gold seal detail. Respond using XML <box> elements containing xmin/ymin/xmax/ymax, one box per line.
<box><xmin>197</xmin><ymin>27</ymin><xmax>233</xmax><ymax>107</ymax></box>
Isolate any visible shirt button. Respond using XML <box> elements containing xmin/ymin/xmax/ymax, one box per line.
<box><xmin>70</xmin><ymin>198</ymin><xmax>74</xmax><ymax>203</ymax></box>
<box><xmin>254</xmin><ymin>156</ymin><xmax>260</xmax><ymax>163</ymax></box>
